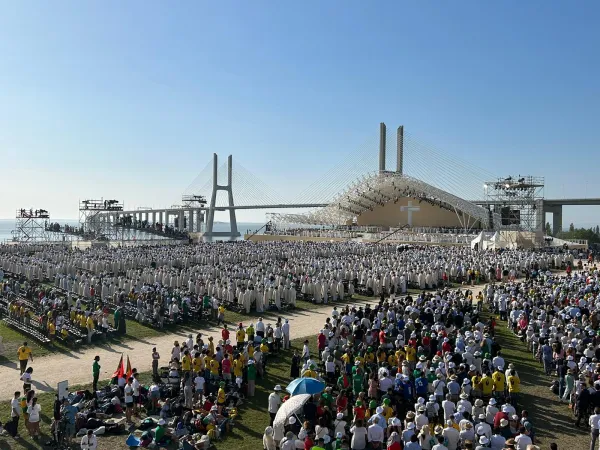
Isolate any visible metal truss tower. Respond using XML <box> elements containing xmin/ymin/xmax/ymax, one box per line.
<box><xmin>14</xmin><ymin>208</ymin><xmax>50</xmax><ymax>242</ymax></box>
<box><xmin>483</xmin><ymin>175</ymin><xmax>545</xmax><ymax>237</ymax></box>
<box><xmin>181</xmin><ymin>194</ymin><xmax>206</xmax><ymax>232</ymax></box>
<box><xmin>79</xmin><ymin>199</ymin><xmax>124</xmax><ymax>240</ymax></box>
<box><xmin>204</xmin><ymin>154</ymin><xmax>240</xmax><ymax>241</ymax></box>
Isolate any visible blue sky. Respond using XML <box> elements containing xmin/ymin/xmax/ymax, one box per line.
<box><xmin>0</xmin><ymin>1</ymin><xmax>598</xmax><ymax>227</ymax></box>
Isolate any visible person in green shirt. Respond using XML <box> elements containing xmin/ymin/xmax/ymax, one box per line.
<box><xmin>203</xmin><ymin>295</ymin><xmax>211</xmax><ymax>318</ymax></box>
<box><xmin>92</xmin><ymin>355</ymin><xmax>101</xmax><ymax>392</ymax></box>
<box><xmin>247</xmin><ymin>360</ymin><xmax>257</xmax><ymax>397</ymax></box>
<box><xmin>311</xmin><ymin>436</ymin><xmax>326</xmax><ymax>450</ymax></box>
<box><xmin>352</xmin><ymin>369</ymin><xmax>363</xmax><ymax>396</ymax></box>
<box><xmin>154</xmin><ymin>419</ymin><xmax>167</xmax><ymax>444</ymax></box>
<box><xmin>246</xmin><ymin>324</ymin><xmax>255</xmax><ymax>343</ymax></box>
<box><xmin>113</xmin><ymin>308</ymin><xmax>122</xmax><ymax>335</ymax></box>
<box><xmin>321</xmin><ymin>387</ymin><xmax>333</xmax><ymax>408</ymax></box>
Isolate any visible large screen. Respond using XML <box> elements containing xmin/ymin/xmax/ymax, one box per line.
<box><xmin>500</xmin><ymin>207</ymin><xmax>521</xmax><ymax>225</ymax></box>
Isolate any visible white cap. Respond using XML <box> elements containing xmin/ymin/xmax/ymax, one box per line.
<box><xmin>274</xmin><ymin>385</ymin><xmax>282</xmax><ymax>391</ymax></box>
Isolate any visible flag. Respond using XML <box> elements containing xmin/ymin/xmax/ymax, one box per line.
<box><xmin>126</xmin><ymin>355</ymin><xmax>133</xmax><ymax>380</ymax></box>
<box><xmin>113</xmin><ymin>354</ymin><xmax>125</xmax><ymax>378</ymax></box>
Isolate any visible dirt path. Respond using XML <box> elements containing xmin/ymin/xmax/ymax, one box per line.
<box><xmin>0</xmin><ymin>299</ymin><xmax>375</xmax><ymax>401</ymax></box>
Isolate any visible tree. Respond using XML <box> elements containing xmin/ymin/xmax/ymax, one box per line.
<box><xmin>595</xmin><ymin>225</ymin><xmax>599</xmax><ymax>235</ymax></box>
<box><xmin>569</xmin><ymin>223</ymin><xmax>575</xmax><ymax>232</ymax></box>
<box><xmin>545</xmin><ymin>222</ymin><xmax>552</xmax><ymax>236</ymax></box>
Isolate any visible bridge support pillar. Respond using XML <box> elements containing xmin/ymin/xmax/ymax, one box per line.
<box><xmin>543</xmin><ymin>203</ymin><xmax>563</xmax><ymax>235</ymax></box>
<box><xmin>204</xmin><ymin>154</ymin><xmax>241</xmax><ymax>241</ymax></box>
<box><xmin>188</xmin><ymin>210</ymin><xmax>194</xmax><ymax>232</ymax></box>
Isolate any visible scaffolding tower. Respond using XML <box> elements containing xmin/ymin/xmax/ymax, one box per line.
<box><xmin>182</xmin><ymin>195</ymin><xmax>206</xmax><ymax>232</ymax></box>
<box><xmin>483</xmin><ymin>175</ymin><xmax>544</xmax><ymax>235</ymax></box>
<box><xmin>14</xmin><ymin>208</ymin><xmax>50</xmax><ymax>242</ymax></box>
<box><xmin>79</xmin><ymin>199</ymin><xmax>124</xmax><ymax>240</ymax></box>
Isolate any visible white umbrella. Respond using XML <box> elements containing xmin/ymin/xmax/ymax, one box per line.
<box><xmin>273</xmin><ymin>393</ymin><xmax>311</xmax><ymax>441</ymax></box>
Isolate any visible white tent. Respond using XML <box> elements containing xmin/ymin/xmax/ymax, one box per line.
<box><xmin>471</xmin><ymin>231</ymin><xmax>493</xmax><ymax>250</ymax></box>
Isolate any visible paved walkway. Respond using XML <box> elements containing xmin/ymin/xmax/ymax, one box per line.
<box><xmin>0</xmin><ymin>299</ymin><xmax>373</xmax><ymax>400</ymax></box>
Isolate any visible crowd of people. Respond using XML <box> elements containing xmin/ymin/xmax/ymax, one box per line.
<box><xmin>0</xmin><ymin>241</ymin><xmax>590</xmax><ymax>450</ymax></box>
<box><xmin>264</xmin><ymin>285</ymin><xmax>541</xmax><ymax>450</ymax></box>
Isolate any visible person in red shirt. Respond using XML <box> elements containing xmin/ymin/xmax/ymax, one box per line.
<box><xmin>303</xmin><ymin>435</ymin><xmax>314</xmax><ymax>450</ymax></box>
<box><xmin>317</xmin><ymin>331</ymin><xmax>326</xmax><ymax>352</ymax></box>
<box><xmin>379</xmin><ymin>330</ymin><xmax>386</xmax><ymax>345</ymax></box>
<box><xmin>493</xmin><ymin>409</ymin><xmax>509</xmax><ymax>430</ymax></box>
<box><xmin>222</xmin><ymin>325</ymin><xmax>230</xmax><ymax>342</ymax></box>
<box><xmin>221</xmin><ymin>354</ymin><xmax>232</xmax><ymax>381</ymax></box>
<box><xmin>353</xmin><ymin>400</ymin><xmax>366</xmax><ymax>420</ymax></box>
<box><xmin>422</xmin><ymin>334</ymin><xmax>431</xmax><ymax>348</ymax></box>
<box><xmin>442</xmin><ymin>338</ymin><xmax>453</xmax><ymax>353</ymax></box>
<box><xmin>336</xmin><ymin>390</ymin><xmax>348</xmax><ymax>414</ymax></box>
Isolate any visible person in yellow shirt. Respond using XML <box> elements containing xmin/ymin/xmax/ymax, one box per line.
<box><xmin>217</xmin><ymin>381</ymin><xmax>226</xmax><ymax>413</ymax></box>
<box><xmin>236</xmin><ymin>324</ymin><xmax>246</xmax><ymax>350</ymax></box>
<box><xmin>365</xmin><ymin>348</ymin><xmax>375</xmax><ymax>365</ymax></box>
<box><xmin>217</xmin><ymin>305</ymin><xmax>225</xmax><ymax>326</ymax></box>
<box><xmin>204</xmin><ymin>353</ymin><xmax>213</xmax><ymax>376</ymax></box>
<box><xmin>260</xmin><ymin>340</ymin><xmax>269</xmax><ymax>355</ymax></box>
<box><xmin>507</xmin><ymin>370</ymin><xmax>521</xmax><ymax>407</ymax></box>
<box><xmin>247</xmin><ymin>345</ymin><xmax>255</xmax><ymax>358</ymax></box>
<box><xmin>395</xmin><ymin>348</ymin><xmax>406</xmax><ymax>367</ymax></box>
<box><xmin>192</xmin><ymin>353</ymin><xmax>204</xmax><ymax>373</ymax></box>
<box><xmin>233</xmin><ymin>358</ymin><xmax>244</xmax><ymax>379</ymax></box>
<box><xmin>209</xmin><ymin>358</ymin><xmax>220</xmax><ymax>380</ymax></box>
<box><xmin>492</xmin><ymin>368</ymin><xmax>505</xmax><ymax>398</ymax></box>
<box><xmin>354</xmin><ymin>355</ymin><xmax>365</xmax><ymax>369</ymax></box>
<box><xmin>79</xmin><ymin>313</ymin><xmax>87</xmax><ymax>329</ymax></box>
<box><xmin>181</xmin><ymin>350</ymin><xmax>192</xmax><ymax>372</ymax></box>
<box><xmin>207</xmin><ymin>337</ymin><xmax>215</xmax><ymax>357</ymax></box>
<box><xmin>48</xmin><ymin>321</ymin><xmax>56</xmax><ymax>341</ymax></box>
<box><xmin>86</xmin><ymin>315</ymin><xmax>95</xmax><ymax>344</ymax></box>
<box><xmin>302</xmin><ymin>365</ymin><xmax>317</xmax><ymax>378</ymax></box>
<box><xmin>481</xmin><ymin>373</ymin><xmax>494</xmax><ymax>399</ymax></box>
<box><xmin>17</xmin><ymin>342</ymin><xmax>33</xmax><ymax>374</ymax></box>
<box><xmin>405</xmin><ymin>345</ymin><xmax>416</xmax><ymax>370</ymax></box>
<box><xmin>377</xmin><ymin>349</ymin><xmax>386</xmax><ymax>365</ymax></box>
<box><xmin>387</xmin><ymin>353</ymin><xmax>398</xmax><ymax>367</ymax></box>
<box><xmin>471</xmin><ymin>373</ymin><xmax>482</xmax><ymax>398</ymax></box>
<box><xmin>382</xmin><ymin>399</ymin><xmax>394</xmax><ymax>422</ymax></box>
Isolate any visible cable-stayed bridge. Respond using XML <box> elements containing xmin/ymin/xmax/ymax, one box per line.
<box><xmin>91</xmin><ymin>124</ymin><xmax>599</xmax><ymax>241</ymax></box>
<box><xmin>98</xmin><ymin>124</ymin><xmax>502</xmax><ymax>240</ymax></box>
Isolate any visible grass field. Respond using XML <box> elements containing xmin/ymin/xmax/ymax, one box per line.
<box><xmin>0</xmin><ymin>336</ymin><xmax>319</xmax><ymax>450</ymax></box>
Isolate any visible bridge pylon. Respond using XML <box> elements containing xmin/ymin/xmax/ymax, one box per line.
<box><xmin>203</xmin><ymin>154</ymin><xmax>241</xmax><ymax>241</ymax></box>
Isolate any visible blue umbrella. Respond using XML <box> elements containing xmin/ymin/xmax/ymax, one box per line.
<box><xmin>286</xmin><ymin>377</ymin><xmax>326</xmax><ymax>396</ymax></box>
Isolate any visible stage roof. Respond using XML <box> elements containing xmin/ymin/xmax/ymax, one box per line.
<box><xmin>270</xmin><ymin>171</ymin><xmax>490</xmax><ymax>227</ymax></box>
